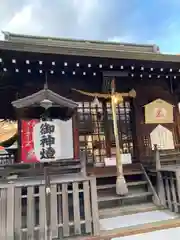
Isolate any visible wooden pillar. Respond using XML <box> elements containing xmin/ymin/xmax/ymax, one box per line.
<box><xmin>131</xmin><ymin>98</ymin><xmax>139</xmax><ymax>162</ymax></box>
<box><xmin>72</xmin><ymin>110</ymin><xmax>80</xmax><ymax>159</ymax></box>
<box><xmin>102</xmin><ymin>75</ymin><xmax>111</xmax><ymax>157</ymax></box>
<box><xmin>102</xmin><ymin>100</ymin><xmax>111</xmax><ymax>157</ymax></box>
<box><xmin>6</xmin><ymin>184</ymin><xmax>15</xmax><ymax>239</ymax></box>
<box><xmin>175</xmin><ymin>170</ymin><xmax>180</xmax><ymax>205</ymax></box>
<box><xmin>0</xmin><ymin>187</ymin><xmax>7</xmax><ymax>239</ymax></box>
<box><xmin>154</xmin><ymin>145</ymin><xmax>166</xmax><ymax>207</ymax></box>
<box><xmin>154</xmin><ymin>144</ymin><xmax>161</xmax><ymax>170</ymax></box>
<box><xmin>16</xmin><ymin>109</ymin><xmax>22</xmax><ymax>164</ymax></box>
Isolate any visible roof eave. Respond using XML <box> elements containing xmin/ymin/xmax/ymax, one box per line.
<box><xmin>2</xmin><ymin>31</ymin><xmax>157</xmax><ymax>48</ymax></box>
<box><xmin>0</xmin><ymin>40</ymin><xmax>179</xmax><ymax>63</ymax></box>
<box><xmin>11</xmin><ymin>89</ymin><xmax>78</xmax><ymax>110</ymax></box>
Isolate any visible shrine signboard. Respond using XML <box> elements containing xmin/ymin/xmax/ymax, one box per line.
<box><xmin>144</xmin><ymin>99</ymin><xmax>174</xmax><ymax>124</ymax></box>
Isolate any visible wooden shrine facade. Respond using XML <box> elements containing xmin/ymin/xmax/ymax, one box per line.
<box><xmin>76</xmin><ymin>99</ymin><xmax>133</xmax><ymax>165</ymax></box>
<box><xmin>1</xmin><ymin>33</ymin><xmax>180</xmax><ymax>165</ymax></box>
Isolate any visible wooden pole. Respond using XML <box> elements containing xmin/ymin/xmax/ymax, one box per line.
<box><xmin>111</xmin><ymin>79</ymin><xmax>128</xmax><ymax>195</ymax></box>
<box><xmin>44</xmin><ymin>165</ymin><xmax>52</xmax><ymax>240</ymax></box>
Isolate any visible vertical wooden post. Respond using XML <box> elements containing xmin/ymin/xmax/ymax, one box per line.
<box><xmin>0</xmin><ymin>187</ymin><xmax>7</xmax><ymax>240</ymax></box>
<box><xmin>73</xmin><ymin>182</ymin><xmax>81</xmax><ymax>235</ymax></box>
<box><xmin>44</xmin><ymin>166</ymin><xmax>51</xmax><ymax>240</ymax></box>
<box><xmin>15</xmin><ymin>93</ymin><xmax>21</xmax><ymax>164</ymax></box>
<box><xmin>170</xmin><ymin>172</ymin><xmax>178</xmax><ymax>212</ymax></box>
<box><xmin>72</xmin><ymin>111</ymin><xmax>80</xmax><ymax>159</ymax></box>
<box><xmin>39</xmin><ymin>185</ymin><xmax>46</xmax><ymax>240</ymax></box>
<box><xmin>6</xmin><ymin>184</ymin><xmax>15</xmax><ymax>240</ymax></box>
<box><xmin>90</xmin><ymin>177</ymin><xmax>100</xmax><ymax>235</ymax></box>
<box><xmin>14</xmin><ymin>187</ymin><xmax>22</xmax><ymax>240</ymax></box>
<box><xmin>83</xmin><ymin>181</ymin><xmax>92</xmax><ymax>234</ymax></box>
<box><xmin>165</xmin><ymin>176</ymin><xmax>173</xmax><ymax>211</ymax></box>
<box><xmin>154</xmin><ymin>144</ymin><xmax>161</xmax><ymax>170</ymax></box>
<box><xmin>80</xmin><ymin>150</ymin><xmax>87</xmax><ymax>177</ymax></box>
<box><xmin>156</xmin><ymin>172</ymin><xmax>166</xmax><ymax>207</ymax></box>
<box><xmin>27</xmin><ymin>186</ymin><xmax>35</xmax><ymax>240</ymax></box>
<box><xmin>17</xmin><ymin>118</ymin><xmax>22</xmax><ymax>163</ymax></box>
<box><xmin>62</xmin><ymin>183</ymin><xmax>69</xmax><ymax>237</ymax></box>
<box><xmin>102</xmin><ymin>100</ymin><xmax>111</xmax><ymax>157</ymax></box>
<box><xmin>175</xmin><ymin>170</ymin><xmax>180</xmax><ymax>207</ymax></box>
<box><xmin>154</xmin><ymin>144</ymin><xmax>166</xmax><ymax>207</ymax></box>
<box><xmin>50</xmin><ymin>184</ymin><xmax>58</xmax><ymax>238</ymax></box>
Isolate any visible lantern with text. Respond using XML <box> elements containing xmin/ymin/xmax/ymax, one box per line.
<box><xmin>33</xmin><ymin>121</ymin><xmax>61</xmax><ymax>162</ymax></box>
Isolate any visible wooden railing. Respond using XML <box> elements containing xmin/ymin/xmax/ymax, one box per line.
<box><xmin>0</xmin><ymin>151</ymin><xmax>100</xmax><ymax>239</ymax></box>
<box><xmin>142</xmin><ymin>145</ymin><xmax>180</xmax><ymax>169</ymax></box>
<box><xmin>157</xmin><ymin>171</ymin><xmax>180</xmax><ymax>212</ymax></box>
<box><xmin>154</xmin><ymin>145</ymin><xmax>180</xmax><ymax>212</ymax></box>
<box><xmin>153</xmin><ymin>145</ymin><xmax>180</xmax><ymax>169</ymax></box>
<box><xmin>0</xmin><ymin>151</ymin><xmax>86</xmax><ymax>179</ymax></box>
<box><xmin>0</xmin><ymin>175</ymin><xmax>99</xmax><ymax>239</ymax></box>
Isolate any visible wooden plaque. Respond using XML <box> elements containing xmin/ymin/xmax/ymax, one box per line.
<box><xmin>144</xmin><ymin>99</ymin><xmax>174</xmax><ymax>124</ymax></box>
<box><xmin>150</xmin><ymin>124</ymin><xmax>175</xmax><ymax>150</ymax></box>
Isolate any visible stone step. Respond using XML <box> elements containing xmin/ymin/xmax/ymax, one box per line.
<box><xmin>99</xmin><ymin>203</ymin><xmax>161</xmax><ymax>219</ymax></box>
<box><xmin>87</xmin><ymin>164</ymin><xmax>143</xmax><ymax>178</ymax></box>
<box><xmin>100</xmin><ymin>209</ymin><xmax>179</xmax><ymax>232</ymax></box>
<box><xmin>97</xmin><ymin>181</ymin><xmax>148</xmax><ymax>190</ymax></box>
<box><xmin>96</xmin><ymin>171</ymin><xmax>143</xmax><ymax>178</ymax></box>
<box><xmin>98</xmin><ymin>191</ymin><xmax>153</xmax><ymax>203</ymax></box>
<box><xmin>99</xmin><ymin>218</ymin><xmax>180</xmax><ymax>240</ymax></box>
<box><xmin>75</xmin><ymin>218</ymin><xmax>180</xmax><ymax>240</ymax></box>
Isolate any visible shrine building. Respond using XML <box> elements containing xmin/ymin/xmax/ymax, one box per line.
<box><xmin>0</xmin><ymin>32</ymin><xmax>180</xmax><ymax>169</ymax></box>
<box><xmin>1</xmin><ymin>32</ymin><xmax>180</xmax><ymax>239</ymax></box>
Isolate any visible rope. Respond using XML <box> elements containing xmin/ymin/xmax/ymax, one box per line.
<box><xmin>71</xmin><ymin>88</ymin><xmax>136</xmax><ymax>99</ymax></box>
<box><xmin>72</xmin><ymin>88</ymin><xmax>110</xmax><ymax>99</ymax></box>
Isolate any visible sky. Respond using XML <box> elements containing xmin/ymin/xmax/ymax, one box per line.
<box><xmin>0</xmin><ymin>0</ymin><xmax>180</xmax><ymax>54</ymax></box>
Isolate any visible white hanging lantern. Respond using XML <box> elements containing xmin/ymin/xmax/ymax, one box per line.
<box><xmin>33</xmin><ymin>121</ymin><xmax>61</xmax><ymax>162</ymax></box>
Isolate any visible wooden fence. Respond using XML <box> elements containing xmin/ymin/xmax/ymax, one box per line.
<box><xmin>157</xmin><ymin>170</ymin><xmax>180</xmax><ymax>212</ymax></box>
<box><xmin>154</xmin><ymin>145</ymin><xmax>180</xmax><ymax>213</ymax></box>
<box><xmin>0</xmin><ymin>175</ymin><xmax>100</xmax><ymax>240</ymax></box>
